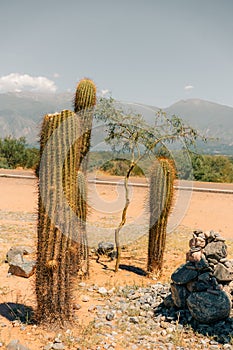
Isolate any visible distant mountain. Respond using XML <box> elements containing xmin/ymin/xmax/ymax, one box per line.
<box><xmin>0</xmin><ymin>92</ymin><xmax>232</xmax><ymax>153</ymax></box>
<box><xmin>165</xmin><ymin>99</ymin><xmax>233</xmax><ymax>143</ymax></box>
<box><xmin>0</xmin><ymin>92</ymin><xmax>73</xmax><ymax>145</ymax></box>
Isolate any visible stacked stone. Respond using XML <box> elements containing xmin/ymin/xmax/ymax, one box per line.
<box><xmin>170</xmin><ymin>229</ymin><xmax>233</xmax><ymax>324</ymax></box>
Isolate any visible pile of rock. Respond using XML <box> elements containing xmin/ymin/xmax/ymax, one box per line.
<box><xmin>170</xmin><ymin>229</ymin><xmax>233</xmax><ymax>324</ymax></box>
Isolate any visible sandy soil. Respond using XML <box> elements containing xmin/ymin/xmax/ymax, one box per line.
<box><xmin>0</xmin><ymin>169</ymin><xmax>233</xmax><ymax>349</ymax></box>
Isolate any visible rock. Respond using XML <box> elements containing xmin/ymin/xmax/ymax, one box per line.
<box><xmin>195</xmin><ymin>237</ymin><xmax>206</xmax><ymax>248</ymax></box>
<box><xmin>204</xmin><ymin>241</ymin><xmax>227</xmax><ymax>261</ymax></box>
<box><xmin>98</xmin><ymin>287</ymin><xmax>108</xmax><ymax>295</ymax></box>
<box><xmin>96</xmin><ymin>242</ymin><xmax>115</xmax><ymax>261</ymax></box>
<box><xmin>187</xmin><ymin>249</ymin><xmax>203</xmax><ymax>262</ymax></box>
<box><xmin>163</xmin><ymin>294</ymin><xmax>175</xmax><ymax>308</ymax></box>
<box><xmin>6</xmin><ymin>246</ymin><xmax>34</xmax><ymax>263</ymax></box>
<box><xmin>171</xmin><ymin>263</ymin><xmax>198</xmax><ymax>284</ymax></box>
<box><xmin>214</xmin><ymin>263</ymin><xmax>233</xmax><ymax>282</ymax></box>
<box><xmin>8</xmin><ymin>260</ymin><xmax>36</xmax><ymax>278</ymax></box>
<box><xmin>170</xmin><ymin>283</ymin><xmax>189</xmax><ymax>308</ymax></box>
<box><xmin>8</xmin><ymin>253</ymin><xmax>24</xmax><ymax>265</ymax></box>
<box><xmin>81</xmin><ymin>295</ymin><xmax>90</xmax><ymax>302</ymax></box>
<box><xmin>187</xmin><ymin>290</ymin><xmax>231</xmax><ymax>323</ymax></box>
<box><xmin>106</xmin><ymin>312</ymin><xmax>115</xmax><ymax>321</ymax></box>
<box><xmin>51</xmin><ymin>343</ymin><xmax>65</xmax><ymax>350</ymax></box>
<box><xmin>6</xmin><ymin>339</ymin><xmax>31</xmax><ymax>350</ymax></box>
<box><xmin>129</xmin><ymin>316</ymin><xmax>139</xmax><ymax>324</ymax></box>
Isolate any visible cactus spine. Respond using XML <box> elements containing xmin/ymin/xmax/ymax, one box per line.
<box><xmin>147</xmin><ymin>158</ymin><xmax>175</xmax><ymax>276</ymax></box>
<box><xmin>36</xmin><ymin>110</ymin><xmax>79</xmax><ymax>324</ymax></box>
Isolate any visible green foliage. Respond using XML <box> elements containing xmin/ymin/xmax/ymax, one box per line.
<box><xmin>95</xmin><ymin>97</ymin><xmax>203</xmax><ymax>272</ymax></box>
<box><xmin>100</xmin><ymin>158</ymin><xmax>144</xmax><ymax>176</ymax></box>
<box><xmin>191</xmin><ymin>154</ymin><xmax>233</xmax><ymax>183</ymax></box>
<box><xmin>0</xmin><ymin>136</ymin><xmax>39</xmax><ymax>169</ymax></box>
<box><xmin>88</xmin><ymin>151</ymin><xmax>233</xmax><ymax>183</ymax></box>
<box><xmin>147</xmin><ymin>158</ymin><xmax>175</xmax><ymax>276</ymax></box>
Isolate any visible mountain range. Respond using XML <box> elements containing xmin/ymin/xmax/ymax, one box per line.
<box><xmin>0</xmin><ymin>92</ymin><xmax>232</xmax><ymax>153</ymax></box>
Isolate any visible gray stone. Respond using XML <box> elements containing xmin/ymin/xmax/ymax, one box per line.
<box><xmin>98</xmin><ymin>287</ymin><xmax>108</xmax><ymax>295</ymax></box>
<box><xmin>214</xmin><ymin>263</ymin><xmax>233</xmax><ymax>282</ymax></box>
<box><xmin>106</xmin><ymin>312</ymin><xmax>115</xmax><ymax>321</ymax></box>
<box><xmin>8</xmin><ymin>260</ymin><xmax>36</xmax><ymax>278</ymax></box>
<box><xmin>204</xmin><ymin>241</ymin><xmax>227</xmax><ymax>261</ymax></box>
<box><xmin>81</xmin><ymin>295</ymin><xmax>90</xmax><ymax>302</ymax></box>
<box><xmin>198</xmin><ymin>272</ymin><xmax>211</xmax><ymax>282</ymax></box>
<box><xmin>51</xmin><ymin>343</ymin><xmax>65</xmax><ymax>350</ymax></box>
<box><xmin>96</xmin><ymin>242</ymin><xmax>115</xmax><ymax>260</ymax></box>
<box><xmin>163</xmin><ymin>294</ymin><xmax>175</xmax><ymax>308</ymax></box>
<box><xmin>6</xmin><ymin>339</ymin><xmax>31</xmax><ymax>350</ymax></box>
<box><xmin>129</xmin><ymin>316</ymin><xmax>139</xmax><ymax>324</ymax></box>
<box><xmin>170</xmin><ymin>283</ymin><xmax>189</xmax><ymax>308</ymax></box>
<box><xmin>171</xmin><ymin>264</ymin><xmax>198</xmax><ymax>285</ymax></box>
<box><xmin>187</xmin><ymin>290</ymin><xmax>231</xmax><ymax>323</ymax></box>
<box><xmin>44</xmin><ymin>345</ymin><xmax>53</xmax><ymax>350</ymax></box>
<box><xmin>223</xmin><ymin>344</ymin><xmax>233</xmax><ymax>350</ymax></box>
<box><xmin>6</xmin><ymin>246</ymin><xmax>34</xmax><ymax>263</ymax></box>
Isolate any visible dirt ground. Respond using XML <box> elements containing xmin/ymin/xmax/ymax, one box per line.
<box><xmin>0</xmin><ymin>169</ymin><xmax>233</xmax><ymax>349</ymax></box>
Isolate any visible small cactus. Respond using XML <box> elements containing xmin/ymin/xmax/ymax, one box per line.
<box><xmin>147</xmin><ymin>157</ymin><xmax>175</xmax><ymax>276</ymax></box>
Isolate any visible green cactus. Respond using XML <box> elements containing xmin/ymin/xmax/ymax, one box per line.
<box><xmin>36</xmin><ymin>79</ymin><xmax>96</xmax><ymax>324</ymax></box>
<box><xmin>36</xmin><ymin>109</ymin><xmax>79</xmax><ymax>324</ymax></box>
<box><xmin>70</xmin><ymin>170</ymin><xmax>89</xmax><ymax>277</ymax></box>
<box><xmin>74</xmin><ymin>78</ymin><xmax>96</xmax><ymax>173</ymax></box>
<box><xmin>147</xmin><ymin>157</ymin><xmax>175</xmax><ymax>276</ymax></box>
<box><xmin>72</xmin><ymin>78</ymin><xmax>96</xmax><ymax>277</ymax></box>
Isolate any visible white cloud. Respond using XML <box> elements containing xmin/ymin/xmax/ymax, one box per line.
<box><xmin>100</xmin><ymin>89</ymin><xmax>110</xmax><ymax>96</ymax></box>
<box><xmin>0</xmin><ymin>73</ymin><xmax>57</xmax><ymax>93</ymax></box>
<box><xmin>53</xmin><ymin>72</ymin><xmax>60</xmax><ymax>78</ymax></box>
<box><xmin>184</xmin><ymin>85</ymin><xmax>194</xmax><ymax>91</ymax></box>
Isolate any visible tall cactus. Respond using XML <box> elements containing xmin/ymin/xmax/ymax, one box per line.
<box><xmin>72</xmin><ymin>78</ymin><xmax>96</xmax><ymax>277</ymax></box>
<box><xmin>36</xmin><ymin>109</ymin><xmax>79</xmax><ymax>324</ymax></box>
<box><xmin>36</xmin><ymin>78</ymin><xmax>96</xmax><ymax>324</ymax></box>
<box><xmin>74</xmin><ymin>78</ymin><xmax>96</xmax><ymax>173</ymax></box>
<box><xmin>147</xmin><ymin>157</ymin><xmax>175</xmax><ymax>276</ymax></box>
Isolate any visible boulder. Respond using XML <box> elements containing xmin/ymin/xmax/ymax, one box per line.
<box><xmin>214</xmin><ymin>263</ymin><xmax>233</xmax><ymax>282</ymax></box>
<box><xmin>171</xmin><ymin>264</ymin><xmax>198</xmax><ymax>285</ymax></box>
<box><xmin>8</xmin><ymin>261</ymin><xmax>36</xmax><ymax>278</ymax></box>
<box><xmin>204</xmin><ymin>241</ymin><xmax>227</xmax><ymax>261</ymax></box>
<box><xmin>6</xmin><ymin>246</ymin><xmax>34</xmax><ymax>264</ymax></box>
<box><xmin>170</xmin><ymin>283</ymin><xmax>189</xmax><ymax>308</ymax></box>
<box><xmin>187</xmin><ymin>290</ymin><xmax>231</xmax><ymax>323</ymax></box>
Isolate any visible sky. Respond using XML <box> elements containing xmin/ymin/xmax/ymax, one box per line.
<box><xmin>0</xmin><ymin>0</ymin><xmax>233</xmax><ymax>108</ymax></box>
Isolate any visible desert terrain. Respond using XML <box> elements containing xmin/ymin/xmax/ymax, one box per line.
<box><xmin>0</xmin><ymin>169</ymin><xmax>233</xmax><ymax>349</ymax></box>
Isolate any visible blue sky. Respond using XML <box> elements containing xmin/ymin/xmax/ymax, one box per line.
<box><xmin>0</xmin><ymin>0</ymin><xmax>233</xmax><ymax>108</ymax></box>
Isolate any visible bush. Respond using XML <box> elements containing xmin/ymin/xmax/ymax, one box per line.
<box><xmin>0</xmin><ymin>136</ymin><xmax>39</xmax><ymax>169</ymax></box>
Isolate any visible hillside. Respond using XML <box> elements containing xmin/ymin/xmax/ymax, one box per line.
<box><xmin>165</xmin><ymin>99</ymin><xmax>233</xmax><ymax>150</ymax></box>
<box><xmin>0</xmin><ymin>92</ymin><xmax>232</xmax><ymax>153</ymax></box>
<box><xmin>0</xmin><ymin>92</ymin><xmax>73</xmax><ymax>145</ymax></box>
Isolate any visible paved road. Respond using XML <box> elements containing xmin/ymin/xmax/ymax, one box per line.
<box><xmin>1</xmin><ymin>169</ymin><xmax>233</xmax><ymax>193</ymax></box>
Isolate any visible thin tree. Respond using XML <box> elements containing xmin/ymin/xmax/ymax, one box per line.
<box><xmin>95</xmin><ymin>98</ymin><xmax>206</xmax><ymax>272</ymax></box>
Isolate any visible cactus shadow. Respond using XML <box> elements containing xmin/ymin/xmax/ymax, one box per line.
<box><xmin>119</xmin><ymin>264</ymin><xmax>147</xmax><ymax>276</ymax></box>
<box><xmin>0</xmin><ymin>302</ymin><xmax>35</xmax><ymax>324</ymax></box>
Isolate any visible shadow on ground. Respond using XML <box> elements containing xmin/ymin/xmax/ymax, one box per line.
<box><xmin>119</xmin><ymin>264</ymin><xmax>147</xmax><ymax>276</ymax></box>
<box><xmin>0</xmin><ymin>302</ymin><xmax>34</xmax><ymax>324</ymax></box>
<box><xmin>156</xmin><ymin>301</ymin><xmax>233</xmax><ymax>345</ymax></box>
